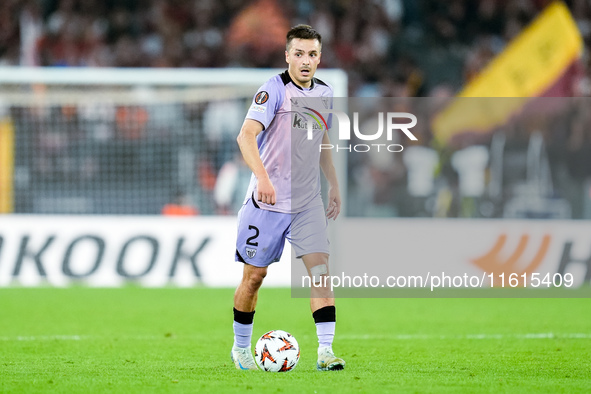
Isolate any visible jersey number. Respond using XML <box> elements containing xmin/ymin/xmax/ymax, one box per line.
<box><xmin>246</xmin><ymin>225</ymin><xmax>259</xmax><ymax>246</ymax></box>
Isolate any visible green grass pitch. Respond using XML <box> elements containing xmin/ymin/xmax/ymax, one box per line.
<box><xmin>1</xmin><ymin>287</ymin><xmax>591</xmax><ymax>393</ymax></box>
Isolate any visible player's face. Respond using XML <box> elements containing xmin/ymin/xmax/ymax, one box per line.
<box><xmin>285</xmin><ymin>38</ymin><xmax>321</xmax><ymax>88</ymax></box>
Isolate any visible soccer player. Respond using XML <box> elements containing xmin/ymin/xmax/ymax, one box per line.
<box><xmin>230</xmin><ymin>24</ymin><xmax>345</xmax><ymax>371</ymax></box>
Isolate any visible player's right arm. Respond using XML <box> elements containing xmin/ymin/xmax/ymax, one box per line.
<box><xmin>236</xmin><ymin>119</ymin><xmax>276</xmax><ymax>205</ymax></box>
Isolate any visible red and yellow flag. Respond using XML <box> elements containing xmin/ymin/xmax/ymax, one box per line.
<box><xmin>433</xmin><ymin>2</ymin><xmax>583</xmax><ymax>145</ymax></box>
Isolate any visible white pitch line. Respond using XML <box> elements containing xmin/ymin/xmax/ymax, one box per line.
<box><xmin>0</xmin><ymin>333</ymin><xmax>590</xmax><ymax>342</ymax></box>
<box><xmin>0</xmin><ymin>335</ymin><xmax>161</xmax><ymax>341</ymax></box>
<box><xmin>0</xmin><ymin>335</ymin><xmax>84</xmax><ymax>341</ymax></box>
<box><xmin>337</xmin><ymin>333</ymin><xmax>591</xmax><ymax>340</ymax></box>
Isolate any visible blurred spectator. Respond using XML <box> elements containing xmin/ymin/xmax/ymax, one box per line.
<box><xmin>214</xmin><ymin>153</ymin><xmax>251</xmax><ymax>214</ymax></box>
<box><xmin>162</xmin><ymin>190</ymin><xmax>200</xmax><ymax>216</ymax></box>
<box><xmin>226</xmin><ymin>0</ymin><xmax>289</xmax><ymax>67</ymax></box>
<box><xmin>0</xmin><ymin>0</ymin><xmax>21</xmax><ymax>65</ymax></box>
<box><xmin>115</xmin><ymin>105</ymin><xmax>148</xmax><ymax>140</ymax></box>
<box><xmin>19</xmin><ymin>1</ymin><xmax>43</xmax><ymax>66</ymax></box>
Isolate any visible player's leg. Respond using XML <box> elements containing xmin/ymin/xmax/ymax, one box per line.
<box><xmin>234</xmin><ymin>263</ymin><xmax>267</xmax><ymax>312</ymax></box>
<box><xmin>231</xmin><ymin>263</ymin><xmax>267</xmax><ymax>370</ymax></box>
<box><xmin>302</xmin><ymin>252</ymin><xmax>345</xmax><ymax>371</ymax></box>
<box><xmin>231</xmin><ymin>195</ymin><xmax>291</xmax><ymax>370</ymax></box>
<box><xmin>302</xmin><ymin>252</ymin><xmax>334</xmax><ymax>310</ymax></box>
<box><xmin>291</xmin><ymin>202</ymin><xmax>345</xmax><ymax>371</ymax></box>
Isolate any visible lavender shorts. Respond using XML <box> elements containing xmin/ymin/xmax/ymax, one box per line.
<box><xmin>235</xmin><ymin>195</ymin><xmax>329</xmax><ymax>267</ymax></box>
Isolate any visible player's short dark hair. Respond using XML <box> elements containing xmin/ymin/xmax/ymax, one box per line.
<box><xmin>286</xmin><ymin>24</ymin><xmax>322</xmax><ymax>50</ymax></box>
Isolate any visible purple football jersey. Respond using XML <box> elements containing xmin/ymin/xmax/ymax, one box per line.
<box><xmin>244</xmin><ymin>70</ymin><xmax>333</xmax><ymax>213</ymax></box>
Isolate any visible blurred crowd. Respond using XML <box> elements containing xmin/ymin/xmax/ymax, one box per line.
<box><xmin>2</xmin><ymin>0</ymin><xmax>591</xmax><ymax>96</ymax></box>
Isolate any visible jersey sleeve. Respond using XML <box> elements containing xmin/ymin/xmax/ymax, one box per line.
<box><xmin>245</xmin><ymin>76</ymin><xmax>284</xmax><ymax>130</ymax></box>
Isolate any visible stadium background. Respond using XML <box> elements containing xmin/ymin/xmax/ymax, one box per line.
<box><xmin>2</xmin><ymin>1</ymin><xmax>591</xmax><ymax>392</ymax></box>
<box><xmin>1</xmin><ymin>0</ymin><xmax>590</xmax><ymax>218</ymax></box>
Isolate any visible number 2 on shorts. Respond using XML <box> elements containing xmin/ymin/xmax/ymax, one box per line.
<box><xmin>246</xmin><ymin>225</ymin><xmax>259</xmax><ymax>246</ymax></box>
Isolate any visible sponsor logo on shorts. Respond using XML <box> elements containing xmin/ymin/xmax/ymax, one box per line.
<box><xmin>245</xmin><ymin>247</ymin><xmax>257</xmax><ymax>258</ymax></box>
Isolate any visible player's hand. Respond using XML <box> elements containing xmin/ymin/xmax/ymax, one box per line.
<box><xmin>326</xmin><ymin>186</ymin><xmax>341</xmax><ymax>220</ymax></box>
<box><xmin>257</xmin><ymin>177</ymin><xmax>276</xmax><ymax>205</ymax></box>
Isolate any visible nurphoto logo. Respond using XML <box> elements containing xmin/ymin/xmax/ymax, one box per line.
<box><xmin>303</xmin><ymin>108</ymin><xmax>418</xmax><ymax>153</ymax></box>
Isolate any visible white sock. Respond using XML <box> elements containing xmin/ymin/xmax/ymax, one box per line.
<box><xmin>233</xmin><ymin>321</ymin><xmax>253</xmax><ymax>349</ymax></box>
<box><xmin>315</xmin><ymin>321</ymin><xmax>335</xmax><ymax>349</ymax></box>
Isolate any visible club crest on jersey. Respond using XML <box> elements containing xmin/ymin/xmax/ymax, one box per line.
<box><xmin>245</xmin><ymin>247</ymin><xmax>257</xmax><ymax>258</ymax></box>
<box><xmin>255</xmin><ymin>91</ymin><xmax>269</xmax><ymax>105</ymax></box>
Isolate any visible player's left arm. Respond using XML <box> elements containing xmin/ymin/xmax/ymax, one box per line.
<box><xmin>320</xmin><ymin>130</ymin><xmax>340</xmax><ymax>220</ymax></box>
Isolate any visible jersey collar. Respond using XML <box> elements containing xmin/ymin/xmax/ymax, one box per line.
<box><xmin>281</xmin><ymin>70</ymin><xmax>315</xmax><ymax>90</ymax></box>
